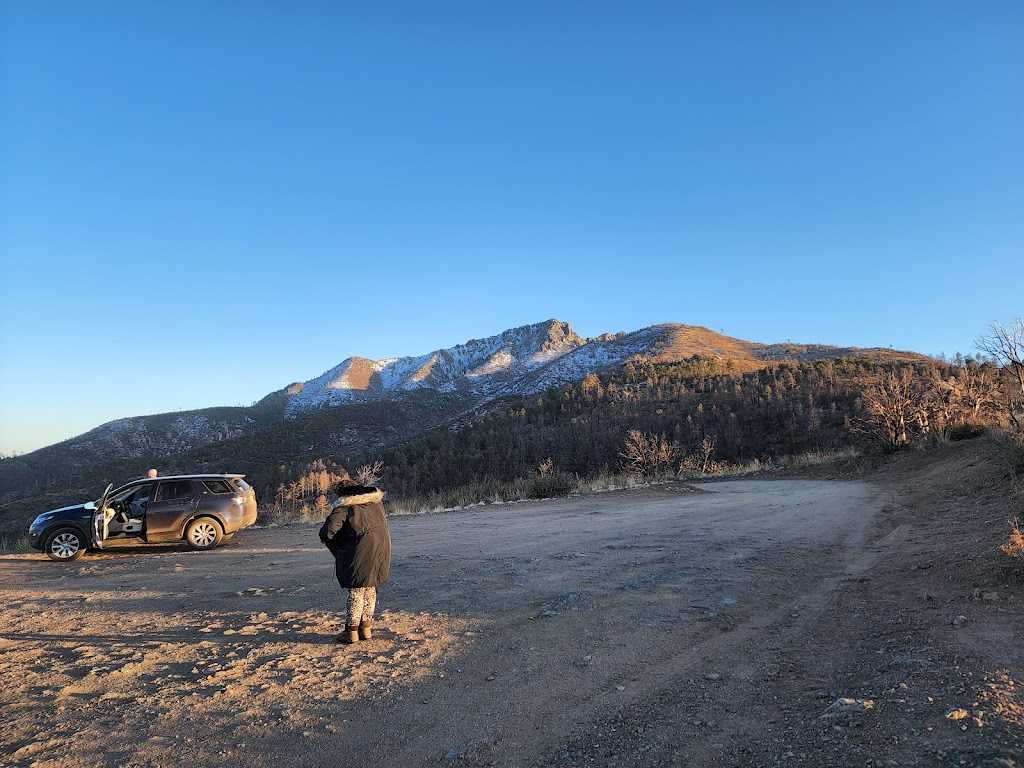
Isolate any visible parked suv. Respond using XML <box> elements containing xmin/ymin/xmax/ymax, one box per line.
<box><xmin>28</xmin><ymin>474</ymin><xmax>258</xmax><ymax>561</ymax></box>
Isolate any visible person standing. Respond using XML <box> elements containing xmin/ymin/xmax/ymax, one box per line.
<box><xmin>319</xmin><ymin>472</ymin><xmax>391</xmax><ymax>644</ymax></box>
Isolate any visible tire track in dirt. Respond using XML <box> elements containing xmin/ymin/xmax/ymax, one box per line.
<box><xmin>526</xmin><ymin>481</ymin><xmax>898</xmax><ymax>767</ymax></box>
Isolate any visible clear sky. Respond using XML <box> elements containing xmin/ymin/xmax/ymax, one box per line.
<box><xmin>1</xmin><ymin>1</ymin><xmax>1021</xmax><ymax>455</ymax></box>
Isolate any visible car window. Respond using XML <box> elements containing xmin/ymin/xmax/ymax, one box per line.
<box><xmin>202</xmin><ymin>479</ymin><xmax>233</xmax><ymax>494</ymax></box>
<box><xmin>234</xmin><ymin>479</ymin><xmax>251</xmax><ymax>491</ymax></box>
<box><xmin>111</xmin><ymin>484</ymin><xmax>151</xmax><ymax>504</ymax></box>
<box><xmin>155</xmin><ymin>480</ymin><xmax>194</xmax><ymax>502</ymax></box>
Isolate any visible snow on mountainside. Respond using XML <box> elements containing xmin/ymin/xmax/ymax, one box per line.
<box><xmin>284</xmin><ymin>320</ymin><xmax>588</xmax><ymax>416</ymax></box>
<box><xmin>6</xmin><ymin>319</ymin><xmax>932</xmax><ymax>464</ymax></box>
<box><xmin>69</xmin><ymin>413</ymin><xmax>254</xmax><ymax>460</ymax></box>
<box><xmin>283</xmin><ymin>319</ymin><xmax>931</xmax><ymax>418</ymax></box>
<box><xmin>515</xmin><ymin>326</ymin><xmax>668</xmax><ymax>394</ymax></box>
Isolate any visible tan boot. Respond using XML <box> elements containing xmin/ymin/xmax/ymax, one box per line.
<box><xmin>338</xmin><ymin>625</ymin><xmax>359</xmax><ymax>644</ymax></box>
<box><xmin>358</xmin><ymin>619</ymin><xmax>373</xmax><ymax>641</ymax></box>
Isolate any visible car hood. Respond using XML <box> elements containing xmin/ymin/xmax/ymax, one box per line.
<box><xmin>38</xmin><ymin>503</ymin><xmax>90</xmax><ymax>518</ymax></box>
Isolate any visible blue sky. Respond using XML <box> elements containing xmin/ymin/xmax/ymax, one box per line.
<box><xmin>1</xmin><ymin>1</ymin><xmax>1021</xmax><ymax>455</ymax></box>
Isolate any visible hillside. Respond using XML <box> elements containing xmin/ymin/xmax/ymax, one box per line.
<box><xmin>2</xmin><ymin>319</ymin><xmax>930</xmax><ymax>470</ymax></box>
<box><xmin>0</xmin><ymin>390</ymin><xmax>476</xmax><ymax>537</ymax></box>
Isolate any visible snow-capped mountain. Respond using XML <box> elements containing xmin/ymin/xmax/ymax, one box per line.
<box><xmin>284</xmin><ymin>319</ymin><xmax>592</xmax><ymax>416</ymax></box>
<box><xmin>280</xmin><ymin>317</ymin><xmax>931</xmax><ymax>418</ymax></box>
<box><xmin>279</xmin><ymin>320</ymin><xmax>709</xmax><ymax>416</ymax></box>
<box><xmin>3</xmin><ymin>318</ymin><xmax>930</xmax><ymax>470</ymax></box>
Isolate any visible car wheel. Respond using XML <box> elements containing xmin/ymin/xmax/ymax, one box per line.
<box><xmin>44</xmin><ymin>527</ymin><xmax>86</xmax><ymax>562</ymax></box>
<box><xmin>185</xmin><ymin>518</ymin><xmax>223</xmax><ymax>550</ymax></box>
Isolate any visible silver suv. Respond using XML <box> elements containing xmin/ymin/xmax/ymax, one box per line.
<box><xmin>28</xmin><ymin>474</ymin><xmax>258</xmax><ymax>561</ymax></box>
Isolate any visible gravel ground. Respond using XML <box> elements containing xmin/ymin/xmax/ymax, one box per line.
<box><xmin>1</xmin><ymin>437</ymin><xmax>1022</xmax><ymax>767</ymax></box>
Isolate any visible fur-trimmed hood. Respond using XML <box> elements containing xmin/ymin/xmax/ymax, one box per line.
<box><xmin>330</xmin><ymin>487</ymin><xmax>384</xmax><ymax>510</ymax></box>
<box><xmin>320</xmin><ymin>484</ymin><xmax>391</xmax><ymax>589</ymax></box>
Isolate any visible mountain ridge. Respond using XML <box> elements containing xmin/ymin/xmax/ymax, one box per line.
<box><xmin>2</xmin><ymin>318</ymin><xmax>930</xmax><ymax>467</ymax></box>
<box><xmin>283</xmin><ymin>319</ymin><xmax>587</xmax><ymax>415</ymax></box>
<box><xmin>284</xmin><ymin>319</ymin><xmax>930</xmax><ymax>416</ymax></box>
<box><xmin>0</xmin><ymin>318</ymin><xmax>941</xmax><ymax>533</ymax></box>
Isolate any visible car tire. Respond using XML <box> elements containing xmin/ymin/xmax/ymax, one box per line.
<box><xmin>185</xmin><ymin>518</ymin><xmax>223</xmax><ymax>550</ymax></box>
<box><xmin>44</xmin><ymin>527</ymin><xmax>86</xmax><ymax>562</ymax></box>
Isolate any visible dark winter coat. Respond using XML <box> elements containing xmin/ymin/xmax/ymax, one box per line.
<box><xmin>318</xmin><ymin>486</ymin><xmax>391</xmax><ymax>588</ymax></box>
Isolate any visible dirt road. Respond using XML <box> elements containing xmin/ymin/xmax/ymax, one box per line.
<box><xmin>3</xmin><ymin>446</ymin><xmax>1023</xmax><ymax>767</ymax></box>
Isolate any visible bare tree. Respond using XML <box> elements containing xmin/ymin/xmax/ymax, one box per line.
<box><xmin>699</xmin><ymin>435</ymin><xmax>716</xmax><ymax>474</ymax></box>
<box><xmin>621</xmin><ymin>430</ymin><xmax>656</xmax><ymax>476</ymax></box>
<box><xmin>656</xmin><ymin>434</ymin><xmax>683</xmax><ymax>476</ymax></box>
<box><xmin>859</xmin><ymin>368</ymin><xmax>921</xmax><ymax>449</ymax></box>
<box><xmin>976</xmin><ymin>317</ymin><xmax>1024</xmax><ymax>428</ymax></box>
<box><xmin>620</xmin><ymin>430</ymin><xmax>681</xmax><ymax>477</ymax></box>
<box><xmin>354</xmin><ymin>460</ymin><xmax>384</xmax><ymax>486</ymax></box>
<box><xmin>922</xmin><ymin>365</ymin><xmax>957</xmax><ymax>435</ymax></box>
<box><xmin>313</xmin><ymin>494</ymin><xmax>330</xmax><ymax>518</ymax></box>
<box><xmin>958</xmin><ymin>359</ymin><xmax>1001</xmax><ymax>422</ymax></box>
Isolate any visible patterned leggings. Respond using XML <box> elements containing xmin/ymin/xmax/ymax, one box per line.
<box><xmin>346</xmin><ymin>587</ymin><xmax>377</xmax><ymax>626</ymax></box>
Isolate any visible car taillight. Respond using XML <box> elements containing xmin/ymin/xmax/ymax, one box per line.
<box><xmin>231</xmin><ymin>495</ymin><xmax>245</xmax><ymax>505</ymax></box>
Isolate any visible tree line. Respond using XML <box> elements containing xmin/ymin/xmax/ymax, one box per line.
<box><xmin>267</xmin><ymin>338</ymin><xmax>1020</xmax><ymax>516</ymax></box>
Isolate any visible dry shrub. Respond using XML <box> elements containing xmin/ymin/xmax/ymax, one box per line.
<box><xmin>992</xmin><ymin>430</ymin><xmax>1024</xmax><ymax>496</ymax></box>
<box><xmin>1000</xmin><ymin>518</ymin><xmax>1024</xmax><ymax>559</ymax></box>
<box><xmin>526</xmin><ymin>472</ymin><xmax>577</xmax><ymax>499</ymax></box>
<box><xmin>620</xmin><ymin>430</ymin><xmax>681</xmax><ymax>477</ymax></box>
<box><xmin>258</xmin><ymin>501</ymin><xmax>325</xmax><ymax>526</ymax></box>
<box><xmin>0</xmin><ymin>533</ymin><xmax>28</xmax><ymax>551</ymax></box>
<box><xmin>576</xmin><ymin>471</ymin><xmax>649</xmax><ymax>493</ymax></box>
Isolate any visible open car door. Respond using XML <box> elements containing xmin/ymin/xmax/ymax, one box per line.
<box><xmin>90</xmin><ymin>483</ymin><xmax>113</xmax><ymax>549</ymax></box>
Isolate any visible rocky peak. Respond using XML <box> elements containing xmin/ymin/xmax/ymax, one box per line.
<box><xmin>283</xmin><ymin>319</ymin><xmax>588</xmax><ymax>416</ymax></box>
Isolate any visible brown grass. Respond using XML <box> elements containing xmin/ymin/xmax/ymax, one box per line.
<box><xmin>645</xmin><ymin>324</ymin><xmax>760</xmax><ymax>366</ymax></box>
<box><xmin>1000</xmin><ymin>517</ymin><xmax>1024</xmax><ymax>559</ymax></box>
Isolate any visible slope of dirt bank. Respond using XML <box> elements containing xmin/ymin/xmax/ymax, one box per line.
<box><xmin>1</xmin><ymin>437</ymin><xmax>1022</xmax><ymax>767</ymax></box>
<box><xmin>743</xmin><ymin>437</ymin><xmax>1024</xmax><ymax>767</ymax></box>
